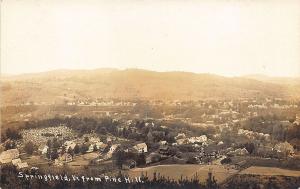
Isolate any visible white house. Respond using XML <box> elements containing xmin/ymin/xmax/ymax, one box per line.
<box><xmin>12</xmin><ymin>158</ymin><xmax>22</xmax><ymax>166</ymax></box>
<box><xmin>188</xmin><ymin>135</ymin><xmax>207</xmax><ymax>144</ymax></box>
<box><xmin>176</xmin><ymin>139</ymin><xmax>186</xmax><ymax>145</ymax></box>
<box><xmin>109</xmin><ymin>144</ymin><xmax>119</xmax><ymax>153</ymax></box>
<box><xmin>175</xmin><ymin>133</ymin><xmax>186</xmax><ymax>140</ymax></box>
<box><xmin>159</xmin><ymin>141</ymin><xmax>168</xmax><ymax>146</ymax></box>
<box><xmin>105</xmin><ymin>144</ymin><xmax>120</xmax><ymax>159</ymax></box>
<box><xmin>0</xmin><ymin>149</ymin><xmax>19</xmax><ymax>164</ymax></box>
<box><xmin>89</xmin><ymin>137</ymin><xmax>101</xmax><ymax>143</ymax></box>
<box><xmin>133</xmin><ymin>143</ymin><xmax>148</xmax><ymax>153</ymax></box>
<box><xmin>59</xmin><ymin>153</ymin><xmax>73</xmax><ymax>162</ymax></box>
<box><xmin>17</xmin><ymin>162</ymin><xmax>29</xmax><ymax>169</ymax></box>
<box><xmin>64</xmin><ymin>141</ymin><xmax>76</xmax><ymax>150</ymax></box>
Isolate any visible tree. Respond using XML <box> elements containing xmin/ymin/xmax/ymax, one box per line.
<box><xmin>244</xmin><ymin>143</ymin><xmax>255</xmax><ymax>154</ymax></box>
<box><xmin>67</xmin><ymin>147</ymin><xmax>74</xmax><ymax>157</ymax></box>
<box><xmin>52</xmin><ymin>138</ymin><xmax>60</xmax><ymax>149</ymax></box>
<box><xmin>51</xmin><ymin>148</ymin><xmax>59</xmax><ymax>160</ymax></box>
<box><xmin>274</xmin><ymin>142</ymin><xmax>294</xmax><ymax>159</ymax></box>
<box><xmin>1</xmin><ymin>133</ymin><xmax>7</xmax><ymax>143</ymax></box>
<box><xmin>24</xmin><ymin>141</ymin><xmax>36</xmax><ymax>155</ymax></box>
<box><xmin>206</xmin><ymin>169</ymin><xmax>218</xmax><ymax>189</ymax></box>
<box><xmin>136</xmin><ymin>153</ymin><xmax>146</xmax><ymax>166</ymax></box>
<box><xmin>113</xmin><ymin>150</ymin><xmax>125</xmax><ymax>169</ymax></box>
<box><xmin>103</xmin><ymin>144</ymin><xmax>111</xmax><ymax>153</ymax></box>
<box><xmin>74</xmin><ymin>144</ymin><xmax>80</xmax><ymax>154</ymax></box>
<box><xmin>128</xmin><ymin>132</ymin><xmax>141</xmax><ymax>141</ymax></box>
<box><xmin>166</xmin><ymin>133</ymin><xmax>175</xmax><ymax>144</ymax></box>
<box><xmin>46</xmin><ymin>148</ymin><xmax>51</xmax><ymax>159</ymax></box>
<box><xmin>5</xmin><ymin>141</ymin><xmax>16</xmax><ymax>150</ymax></box>
<box><xmin>220</xmin><ymin>157</ymin><xmax>232</xmax><ymax>164</ymax></box>
<box><xmin>98</xmin><ymin>127</ymin><xmax>107</xmax><ymax>135</ymax></box>
<box><xmin>5</xmin><ymin>128</ymin><xmax>21</xmax><ymax>140</ymax></box>
<box><xmin>93</xmin><ymin>144</ymin><xmax>98</xmax><ymax>152</ymax></box>
<box><xmin>61</xmin><ymin>146</ymin><xmax>66</xmax><ymax>155</ymax></box>
<box><xmin>46</xmin><ymin>139</ymin><xmax>52</xmax><ymax>148</ymax></box>
<box><xmin>80</xmin><ymin>144</ymin><xmax>89</xmax><ymax>154</ymax></box>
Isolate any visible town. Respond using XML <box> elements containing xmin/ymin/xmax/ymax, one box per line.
<box><xmin>1</xmin><ymin>96</ymin><xmax>300</xmax><ymax>189</ymax></box>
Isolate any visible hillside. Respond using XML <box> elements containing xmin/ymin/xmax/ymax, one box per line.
<box><xmin>1</xmin><ymin>69</ymin><xmax>299</xmax><ymax>105</ymax></box>
<box><xmin>244</xmin><ymin>74</ymin><xmax>300</xmax><ymax>86</ymax></box>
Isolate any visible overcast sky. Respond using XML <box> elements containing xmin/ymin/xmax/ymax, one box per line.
<box><xmin>1</xmin><ymin>0</ymin><xmax>300</xmax><ymax>77</ymax></box>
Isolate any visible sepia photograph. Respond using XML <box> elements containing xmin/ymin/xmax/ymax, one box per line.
<box><xmin>1</xmin><ymin>0</ymin><xmax>300</xmax><ymax>188</ymax></box>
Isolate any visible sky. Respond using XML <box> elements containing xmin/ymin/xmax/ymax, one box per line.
<box><xmin>1</xmin><ymin>0</ymin><xmax>300</xmax><ymax>77</ymax></box>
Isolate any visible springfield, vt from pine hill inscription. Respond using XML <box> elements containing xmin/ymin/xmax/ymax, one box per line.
<box><xmin>1</xmin><ymin>0</ymin><xmax>300</xmax><ymax>189</ymax></box>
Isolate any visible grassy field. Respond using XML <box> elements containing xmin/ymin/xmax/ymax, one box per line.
<box><xmin>127</xmin><ymin>164</ymin><xmax>238</xmax><ymax>183</ymax></box>
<box><xmin>24</xmin><ymin>155</ymin><xmax>48</xmax><ymax>164</ymax></box>
<box><xmin>67</xmin><ymin>152</ymin><xmax>99</xmax><ymax>166</ymax></box>
<box><xmin>239</xmin><ymin>166</ymin><xmax>300</xmax><ymax>177</ymax></box>
<box><xmin>23</xmin><ymin>155</ymin><xmax>53</xmax><ymax>170</ymax></box>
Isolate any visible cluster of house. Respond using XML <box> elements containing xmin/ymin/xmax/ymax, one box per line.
<box><xmin>22</xmin><ymin>101</ymin><xmax>52</xmax><ymax>106</ymax></box>
<box><xmin>246</xmin><ymin>99</ymin><xmax>298</xmax><ymax>110</ymax></box>
<box><xmin>237</xmin><ymin>129</ymin><xmax>270</xmax><ymax>141</ymax></box>
<box><xmin>67</xmin><ymin>99</ymin><xmax>137</xmax><ymax>107</ymax></box>
<box><xmin>227</xmin><ymin>148</ymin><xmax>249</xmax><ymax>156</ymax></box>
<box><xmin>54</xmin><ymin>153</ymin><xmax>73</xmax><ymax>166</ymax></box>
<box><xmin>95</xmin><ymin>142</ymin><xmax>147</xmax><ymax>167</ymax></box>
<box><xmin>0</xmin><ymin>149</ymin><xmax>29</xmax><ymax>169</ymax></box>
<box><xmin>50</xmin><ymin>135</ymin><xmax>148</xmax><ymax>166</ymax></box>
<box><xmin>47</xmin><ymin>136</ymin><xmax>109</xmax><ymax>166</ymax></box>
<box><xmin>174</xmin><ymin>133</ymin><xmax>208</xmax><ymax>146</ymax></box>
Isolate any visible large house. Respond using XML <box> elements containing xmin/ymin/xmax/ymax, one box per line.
<box><xmin>58</xmin><ymin>153</ymin><xmax>73</xmax><ymax>163</ymax></box>
<box><xmin>17</xmin><ymin>162</ymin><xmax>29</xmax><ymax>169</ymax></box>
<box><xmin>104</xmin><ymin>144</ymin><xmax>120</xmax><ymax>159</ymax></box>
<box><xmin>87</xmin><ymin>142</ymin><xmax>105</xmax><ymax>153</ymax></box>
<box><xmin>11</xmin><ymin>158</ymin><xmax>29</xmax><ymax>169</ymax></box>
<box><xmin>187</xmin><ymin>135</ymin><xmax>207</xmax><ymax>144</ymax></box>
<box><xmin>12</xmin><ymin>158</ymin><xmax>22</xmax><ymax>166</ymax></box>
<box><xmin>176</xmin><ymin>138</ymin><xmax>187</xmax><ymax>145</ymax></box>
<box><xmin>109</xmin><ymin>144</ymin><xmax>119</xmax><ymax>153</ymax></box>
<box><xmin>133</xmin><ymin>143</ymin><xmax>148</xmax><ymax>153</ymax></box>
<box><xmin>0</xmin><ymin>149</ymin><xmax>19</xmax><ymax>164</ymax></box>
<box><xmin>64</xmin><ymin>141</ymin><xmax>76</xmax><ymax>150</ymax></box>
<box><xmin>175</xmin><ymin>133</ymin><xmax>186</xmax><ymax>140</ymax></box>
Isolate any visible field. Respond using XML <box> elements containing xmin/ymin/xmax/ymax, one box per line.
<box><xmin>239</xmin><ymin>166</ymin><xmax>300</xmax><ymax>177</ymax></box>
<box><xmin>127</xmin><ymin>164</ymin><xmax>238</xmax><ymax>183</ymax></box>
<box><xmin>67</xmin><ymin>152</ymin><xmax>99</xmax><ymax>167</ymax></box>
<box><xmin>24</xmin><ymin>155</ymin><xmax>49</xmax><ymax>166</ymax></box>
<box><xmin>23</xmin><ymin>155</ymin><xmax>53</xmax><ymax>171</ymax></box>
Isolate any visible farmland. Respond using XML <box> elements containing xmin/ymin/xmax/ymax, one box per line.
<box><xmin>239</xmin><ymin>166</ymin><xmax>300</xmax><ymax>177</ymax></box>
<box><xmin>127</xmin><ymin>164</ymin><xmax>238</xmax><ymax>183</ymax></box>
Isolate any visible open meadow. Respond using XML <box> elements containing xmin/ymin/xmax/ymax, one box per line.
<box><xmin>239</xmin><ymin>166</ymin><xmax>300</xmax><ymax>177</ymax></box>
<box><xmin>127</xmin><ymin>164</ymin><xmax>238</xmax><ymax>183</ymax></box>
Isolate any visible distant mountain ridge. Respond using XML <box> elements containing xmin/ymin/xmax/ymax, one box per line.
<box><xmin>243</xmin><ymin>74</ymin><xmax>300</xmax><ymax>86</ymax></box>
<box><xmin>1</xmin><ymin>69</ymin><xmax>299</xmax><ymax>105</ymax></box>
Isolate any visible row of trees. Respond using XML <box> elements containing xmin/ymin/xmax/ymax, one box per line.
<box><xmin>3</xmin><ymin>128</ymin><xmax>22</xmax><ymax>141</ymax></box>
